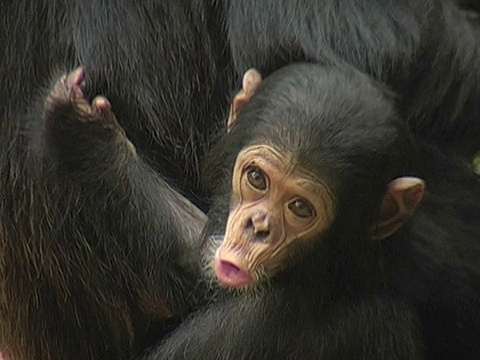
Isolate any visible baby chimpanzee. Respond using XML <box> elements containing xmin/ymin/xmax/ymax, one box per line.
<box><xmin>140</xmin><ymin>63</ymin><xmax>480</xmax><ymax>359</ymax></box>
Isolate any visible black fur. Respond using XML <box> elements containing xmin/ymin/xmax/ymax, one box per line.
<box><xmin>2</xmin><ymin>1</ymin><xmax>480</xmax><ymax>359</ymax></box>
<box><xmin>0</xmin><ymin>1</ymin><xmax>231</xmax><ymax>359</ymax></box>
<box><xmin>224</xmin><ymin>0</ymin><xmax>480</xmax><ymax>159</ymax></box>
<box><xmin>388</xmin><ymin>143</ymin><xmax>480</xmax><ymax>360</ymax></box>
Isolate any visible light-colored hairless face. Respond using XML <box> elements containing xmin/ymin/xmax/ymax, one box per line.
<box><xmin>214</xmin><ymin>144</ymin><xmax>336</xmax><ymax>288</ymax></box>
<box><xmin>214</xmin><ymin>67</ymin><xmax>425</xmax><ymax>290</ymax></box>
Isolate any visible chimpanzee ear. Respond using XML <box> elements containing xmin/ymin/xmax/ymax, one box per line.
<box><xmin>370</xmin><ymin>177</ymin><xmax>426</xmax><ymax>240</ymax></box>
<box><xmin>227</xmin><ymin>69</ymin><xmax>263</xmax><ymax>132</ymax></box>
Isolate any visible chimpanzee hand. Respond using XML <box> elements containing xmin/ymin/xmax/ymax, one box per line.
<box><xmin>42</xmin><ymin>67</ymin><xmax>136</xmax><ymax>172</ymax></box>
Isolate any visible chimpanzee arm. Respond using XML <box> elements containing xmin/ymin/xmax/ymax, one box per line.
<box><xmin>39</xmin><ymin>67</ymin><xmax>207</xmax><ymax>317</ymax></box>
<box><xmin>140</xmin><ymin>292</ymin><xmax>424</xmax><ymax>360</ymax></box>
<box><xmin>1</xmin><ymin>67</ymin><xmax>207</xmax><ymax>359</ymax></box>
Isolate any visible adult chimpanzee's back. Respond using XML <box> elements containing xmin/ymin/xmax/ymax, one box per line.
<box><xmin>224</xmin><ymin>0</ymin><xmax>480</xmax><ymax>159</ymax></box>
<box><xmin>0</xmin><ymin>1</ymin><xmax>232</xmax><ymax>359</ymax></box>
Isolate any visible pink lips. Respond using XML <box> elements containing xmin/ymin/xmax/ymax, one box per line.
<box><xmin>214</xmin><ymin>257</ymin><xmax>253</xmax><ymax>288</ymax></box>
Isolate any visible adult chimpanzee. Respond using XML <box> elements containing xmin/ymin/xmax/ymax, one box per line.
<box><xmin>2</xmin><ymin>2</ymin><xmax>480</xmax><ymax>360</ymax></box>
<box><xmin>0</xmin><ymin>1</ymin><xmax>232</xmax><ymax>359</ymax></box>
<box><xmin>140</xmin><ymin>64</ymin><xmax>480</xmax><ymax>360</ymax></box>
<box><xmin>224</xmin><ymin>0</ymin><xmax>480</xmax><ymax>161</ymax></box>
<box><xmin>455</xmin><ymin>0</ymin><xmax>480</xmax><ymax>15</ymax></box>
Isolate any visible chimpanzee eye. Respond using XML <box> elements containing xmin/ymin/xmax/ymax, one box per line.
<box><xmin>288</xmin><ymin>198</ymin><xmax>315</xmax><ymax>219</ymax></box>
<box><xmin>246</xmin><ymin>167</ymin><xmax>268</xmax><ymax>191</ymax></box>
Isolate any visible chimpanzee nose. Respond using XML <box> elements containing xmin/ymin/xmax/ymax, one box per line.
<box><xmin>246</xmin><ymin>210</ymin><xmax>271</xmax><ymax>241</ymax></box>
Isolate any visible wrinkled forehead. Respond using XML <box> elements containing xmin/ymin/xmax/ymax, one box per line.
<box><xmin>235</xmin><ymin>144</ymin><xmax>333</xmax><ymax>196</ymax></box>
<box><xmin>236</xmin><ymin>145</ymin><xmax>292</xmax><ymax>169</ymax></box>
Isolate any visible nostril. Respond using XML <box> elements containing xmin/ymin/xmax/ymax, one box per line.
<box><xmin>245</xmin><ymin>215</ymin><xmax>270</xmax><ymax>241</ymax></box>
<box><xmin>254</xmin><ymin>230</ymin><xmax>270</xmax><ymax>242</ymax></box>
